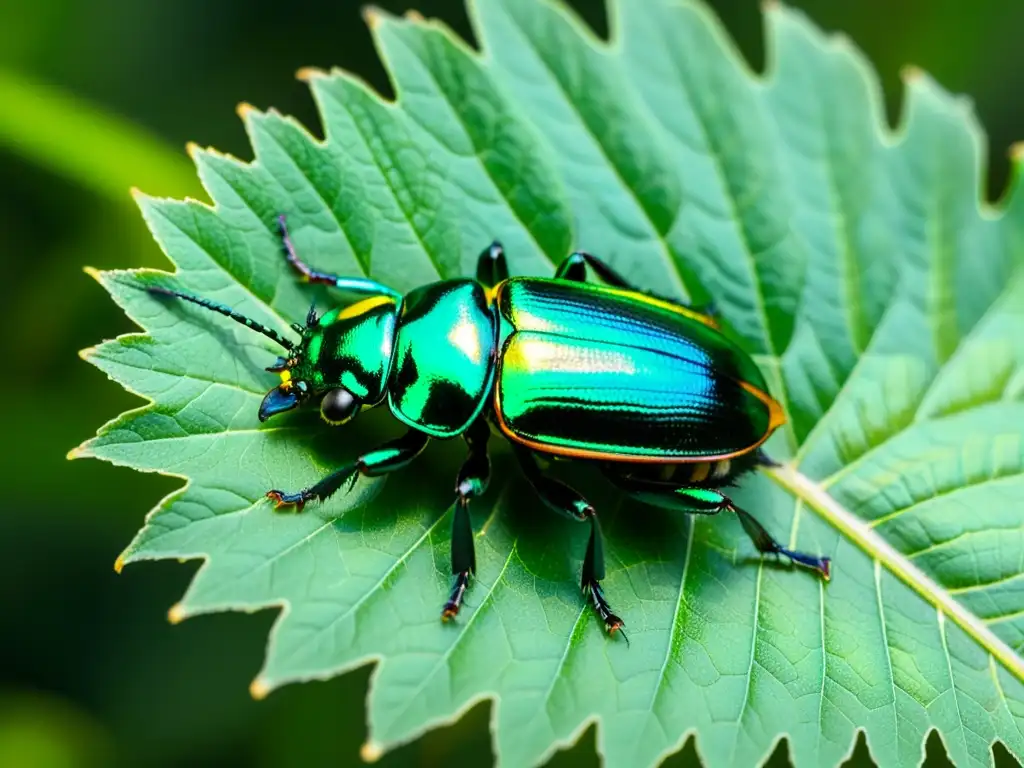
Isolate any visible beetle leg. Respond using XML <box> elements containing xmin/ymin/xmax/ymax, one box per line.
<box><xmin>554</xmin><ymin>251</ymin><xmax>720</xmax><ymax>325</ymax></box>
<box><xmin>266</xmin><ymin>429</ymin><xmax>429</xmax><ymax>510</ymax></box>
<box><xmin>608</xmin><ymin>474</ymin><xmax>831</xmax><ymax>581</ymax></box>
<box><xmin>475</xmin><ymin>241</ymin><xmax>509</xmax><ymax>290</ymax></box>
<box><xmin>513</xmin><ymin>447</ymin><xmax>627</xmax><ymax>641</ymax></box>
<box><xmin>276</xmin><ymin>214</ymin><xmax>400</xmax><ymax>299</ymax></box>
<box><xmin>554</xmin><ymin>251</ymin><xmax>632</xmax><ymax>286</ymax></box>
<box><xmin>442</xmin><ymin>418</ymin><xmax>491</xmax><ymax>622</ymax></box>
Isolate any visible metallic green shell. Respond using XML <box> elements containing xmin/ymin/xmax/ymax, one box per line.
<box><xmin>300</xmin><ymin>297</ymin><xmax>399</xmax><ymax>404</ymax></box>
<box><xmin>389</xmin><ymin>280</ymin><xmax>496</xmax><ymax>438</ymax></box>
<box><xmin>495</xmin><ymin>278</ymin><xmax>779</xmax><ymax>460</ymax></box>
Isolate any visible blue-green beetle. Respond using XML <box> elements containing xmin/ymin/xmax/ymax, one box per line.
<box><xmin>146</xmin><ymin>215</ymin><xmax>830</xmax><ymax>638</ymax></box>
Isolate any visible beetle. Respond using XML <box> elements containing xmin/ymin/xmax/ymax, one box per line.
<box><xmin>145</xmin><ymin>215</ymin><xmax>830</xmax><ymax>639</ymax></box>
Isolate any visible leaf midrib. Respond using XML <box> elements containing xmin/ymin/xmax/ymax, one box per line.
<box><xmin>765</xmin><ymin>462</ymin><xmax>1024</xmax><ymax>685</ymax></box>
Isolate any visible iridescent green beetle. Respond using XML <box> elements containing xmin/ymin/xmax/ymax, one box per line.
<box><xmin>147</xmin><ymin>215</ymin><xmax>830</xmax><ymax>638</ymax></box>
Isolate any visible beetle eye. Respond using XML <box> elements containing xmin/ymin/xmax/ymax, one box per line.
<box><xmin>320</xmin><ymin>388</ymin><xmax>360</xmax><ymax>425</ymax></box>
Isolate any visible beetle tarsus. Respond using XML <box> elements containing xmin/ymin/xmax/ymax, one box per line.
<box><xmin>438</xmin><ymin>418</ymin><xmax>490</xmax><ymax>622</ymax></box>
<box><xmin>732</xmin><ymin>503</ymin><xmax>831</xmax><ymax>581</ymax></box>
<box><xmin>441</xmin><ymin>571</ymin><xmax>472</xmax><ymax>621</ymax></box>
<box><xmin>266</xmin><ymin>489</ymin><xmax>308</xmax><ymax>511</ymax></box>
<box><xmin>584</xmin><ymin>579</ymin><xmax>628</xmax><ymax>645</ymax></box>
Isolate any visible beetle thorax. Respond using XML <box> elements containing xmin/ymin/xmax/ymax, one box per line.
<box><xmin>293</xmin><ymin>296</ymin><xmax>400</xmax><ymax>404</ymax></box>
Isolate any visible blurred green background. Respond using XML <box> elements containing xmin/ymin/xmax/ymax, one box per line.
<box><xmin>2</xmin><ymin>1</ymin><xmax>1022</xmax><ymax>766</ymax></box>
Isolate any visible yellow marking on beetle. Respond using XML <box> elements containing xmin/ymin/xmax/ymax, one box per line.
<box><xmin>689</xmin><ymin>462</ymin><xmax>711</xmax><ymax>483</ymax></box>
<box><xmin>278</xmin><ymin>369</ymin><xmax>292</xmax><ymax>388</ymax></box>
<box><xmin>335</xmin><ymin>295</ymin><xmax>395</xmax><ymax>321</ymax></box>
<box><xmin>602</xmin><ymin>285</ymin><xmax>720</xmax><ymax>330</ymax></box>
<box><xmin>712</xmin><ymin>459</ymin><xmax>732</xmax><ymax>479</ymax></box>
<box><xmin>485</xmin><ymin>282</ymin><xmax>503</xmax><ymax>305</ymax></box>
<box><xmin>739</xmin><ymin>380</ymin><xmax>787</xmax><ymax>431</ymax></box>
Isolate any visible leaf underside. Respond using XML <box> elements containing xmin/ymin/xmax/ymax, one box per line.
<box><xmin>76</xmin><ymin>1</ymin><xmax>1024</xmax><ymax>766</ymax></box>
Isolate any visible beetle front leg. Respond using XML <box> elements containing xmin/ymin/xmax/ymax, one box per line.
<box><xmin>554</xmin><ymin>251</ymin><xmax>720</xmax><ymax>325</ymax></box>
<box><xmin>276</xmin><ymin>214</ymin><xmax>400</xmax><ymax>299</ymax></box>
<box><xmin>442</xmin><ymin>418</ymin><xmax>491</xmax><ymax>622</ymax></box>
<box><xmin>514</xmin><ymin>447</ymin><xmax>626</xmax><ymax>641</ymax></box>
<box><xmin>610</xmin><ymin>475</ymin><xmax>830</xmax><ymax>580</ymax></box>
<box><xmin>267</xmin><ymin>429</ymin><xmax>429</xmax><ymax>510</ymax></box>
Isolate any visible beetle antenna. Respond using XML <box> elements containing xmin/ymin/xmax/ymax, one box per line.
<box><xmin>145</xmin><ymin>285</ymin><xmax>295</xmax><ymax>350</ymax></box>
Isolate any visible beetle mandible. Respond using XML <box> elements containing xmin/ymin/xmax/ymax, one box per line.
<box><xmin>146</xmin><ymin>215</ymin><xmax>831</xmax><ymax>639</ymax></box>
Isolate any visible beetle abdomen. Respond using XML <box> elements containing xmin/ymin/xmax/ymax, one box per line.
<box><xmin>389</xmin><ymin>280</ymin><xmax>497</xmax><ymax>438</ymax></box>
<box><xmin>494</xmin><ymin>278</ymin><xmax>783</xmax><ymax>462</ymax></box>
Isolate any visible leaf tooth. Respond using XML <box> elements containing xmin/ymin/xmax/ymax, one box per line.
<box><xmin>167</xmin><ymin>602</ymin><xmax>187</xmax><ymax>624</ymax></box>
<box><xmin>360</xmin><ymin>741</ymin><xmax>383</xmax><ymax>763</ymax></box>
<box><xmin>295</xmin><ymin>66</ymin><xmax>327</xmax><ymax>83</ymax></box>
<box><xmin>900</xmin><ymin>63</ymin><xmax>925</xmax><ymax>84</ymax></box>
<box><xmin>249</xmin><ymin>676</ymin><xmax>271</xmax><ymax>700</ymax></box>
<box><xmin>361</xmin><ymin>5</ymin><xmax>386</xmax><ymax>31</ymax></box>
<box><xmin>66</xmin><ymin>443</ymin><xmax>89</xmax><ymax>461</ymax></box>
<box><xmin>235</xmin><ymin>101</ymin><xmax>258</xmax><ymax>121</ymax></box>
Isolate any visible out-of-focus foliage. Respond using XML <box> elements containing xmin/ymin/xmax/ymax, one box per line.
<box><xmin>4</xmin><ymin>0</ymin><xmax>1024</xmax><ymax>766</ymax></box>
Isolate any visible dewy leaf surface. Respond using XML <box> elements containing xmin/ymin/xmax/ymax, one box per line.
<box><xmin>75</xmin><ymin>1</ymin><xmax>1024</xmax><ymax>766</ymax></box>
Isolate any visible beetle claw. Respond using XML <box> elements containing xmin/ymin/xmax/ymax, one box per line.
<box><xmin>266</xmin><ymin>489</ymin><xmax>306</xmax><ymax>512</ymax></box>
<box><xmin>607</xmin><ymin>617</ymin><xmax>629</xmax><ymax>646</ymax></box>
<box><xmin>441</xmin><ymin>571</ymin><xmax>471</xmax><ymax>622</ymax></box>
<box><xmin>584</xmin><ymin>579</ymin><xmax>628</xmax><ymax>644</ymax></box>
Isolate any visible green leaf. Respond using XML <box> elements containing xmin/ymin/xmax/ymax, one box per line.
<box><xmin>74</xmin><ymin>1</ymin><xmax>1024</xmax><ymax>766</ymax></box>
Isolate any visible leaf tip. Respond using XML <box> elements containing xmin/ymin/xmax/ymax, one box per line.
<box><xmin>83</xmin><ymin>266</ymin><xmax>104</xmax><ymax>283</ymax></box>
<box><xmin>66</xmin><ymin>443</ymin><xmax>89</xmax><ymax>461</ymax></box>
<box><xmin>185</xmin><ymin>141</ymin><xmax>202</xmax><ymax>160</ymax></box>
<box><xmin>901</xmin><ymin>64</ymin><xmax>925</xmax><ymax>84</ymax></box>
<box><xmin>236</xmin><ymin>101</ymin><xmax>258</xmax><ymax>121</ymax></box>
<box><xmin>404</xmin><ymin>9</ymin><xmax>425</xmax><ymax>22</ymax></box>
<box><xmin>113</xmin><ymin>554</ymin><xmax>125</xmax><ymax>574</ymax></box>
<box><xmin>167</xmin><ymin>603</ymin><xmax>187</xmax><ymax>624</ymax></box>
<box><xmin>361</xmin><ymin>5</ymin><xmax>385</xmax><ymax>29</ymax></box>
<box><xmin>360</xmin><ymin>741</ymin><xmax>383</xmax><ymax>763</ymax></box>
<box><xmin>296</xmin><ymin>66</ymin><xmax>327</xmax><ymax>83</ymax></box>
<box><xmin>761</xmin><ymin>0</ymin><xmax>781</xmax><ymax>13</ymax></box>
<box><xmin>1010</xmin><ymin>142</ymin><xmax>1024</xmax><ymax>163</ymax></box>
<box><xmin>249</xmin><ymin>676</ymin><xmax>271</xmax><ymax>700</ymax></box>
